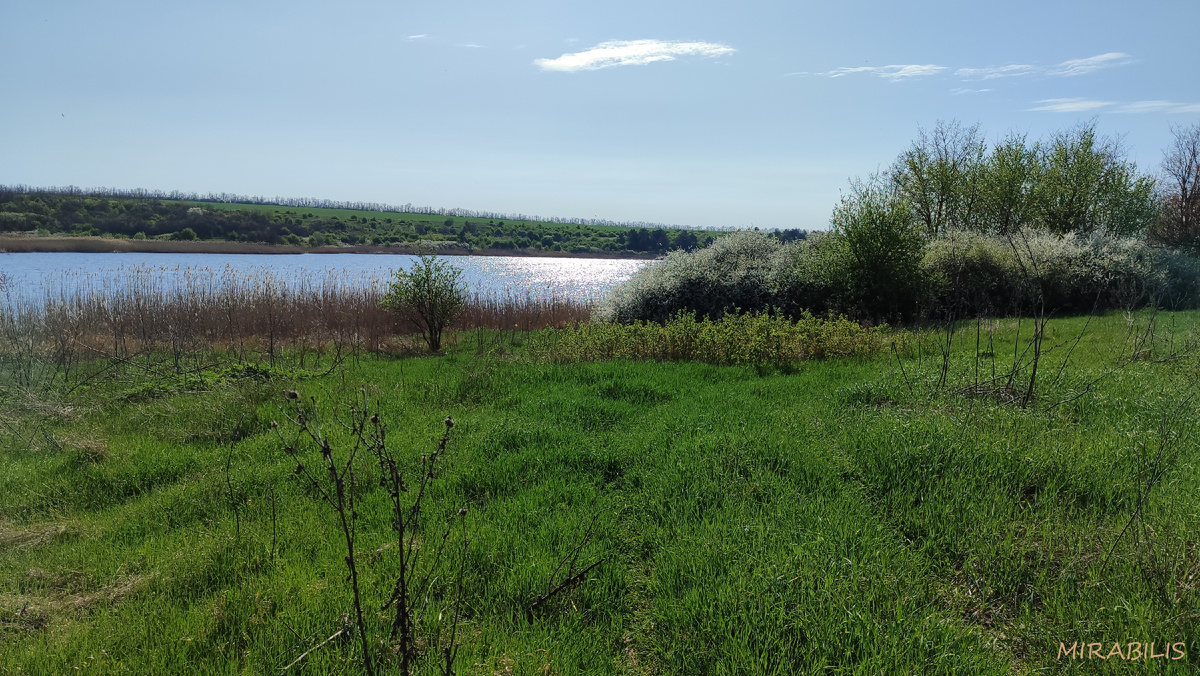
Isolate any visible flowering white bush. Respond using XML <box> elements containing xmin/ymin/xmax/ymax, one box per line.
<box><xmin>600</xmin><ymin>227</ymin><xmax>1200</xmax><ymax>323</ymax></box>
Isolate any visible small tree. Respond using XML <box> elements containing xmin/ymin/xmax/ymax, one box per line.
<box><xmin>890</xmin><ymin>120</ymin><xmax>987</xmax><ymax>237</ymax></box>
<box><xmin>1152</xmin><ymin>122</ymin><xmax>1200</xmax><ymax>251</ymax></box>
<box><xmin>382</xmin><ymin>255</ymin><xmax>467</xmax><ymax>351</ymax></box>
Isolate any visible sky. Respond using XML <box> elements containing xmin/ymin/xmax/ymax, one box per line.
<box><xmin>2</xmin><ymin>0</ymin><xmax>1199</xmax><ymax>230</ymax></box>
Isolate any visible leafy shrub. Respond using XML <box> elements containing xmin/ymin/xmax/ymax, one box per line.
<box><xmin>827</xmin><ymin>182</ymin><xmax>926</xmax><ymax>321</ymax></box>
<box><xmin>528</xmin><ymin>311</ymin><xmax>889</xmax><ymax>367</ymax></box>
<box><xmin>381</xmin><ymin>255</ymin><xmax>467</xmax><ymax>351</ymax></box>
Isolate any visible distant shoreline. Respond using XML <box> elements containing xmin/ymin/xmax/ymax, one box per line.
<box><xmin>0</xmin><ymin>236</ymin><xmax>660</xmax><ymax>260</ymax></box>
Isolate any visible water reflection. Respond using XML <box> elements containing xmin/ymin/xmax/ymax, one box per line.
<box><xmin>0</xmin><ymin>252</ymin><xmax>652</xmax><ymax>304</ymax></box>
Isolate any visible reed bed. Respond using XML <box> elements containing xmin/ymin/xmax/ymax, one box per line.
<box><xmin>0</xmin><ymin>266</ymin><xmax>591</xmax><ymax>376</ymax></box>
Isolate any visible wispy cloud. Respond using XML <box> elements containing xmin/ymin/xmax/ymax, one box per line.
<box><xmin>950</xmin><ymin>87</ymin><xmax>993</xmax><ymax>95</ymax></box>
<box><xmin>534</xmin><ymin>39</ymin><xmax>735</xmax><ymax>72</ymax></box>
<box><xmin>1027</xmin><ymin>97</ymin><xmax>1200</xmax><ymax>113</ymax></box>
<box><xmin>406</xmin><ymin>34</ymin><xmax>428</xmax><ymax>40</ymax></box>
<box><xmin>459</xmin><ymin>43</ymin><xmax>485</xmax><ymax>49</ymax></box>
<box><xmin>955</xmin><ymin>64</ymin><xmax>1037</xmax><ymax>80</ymax></box>
<box><xmin>1027</xmin><ymin>98</ymin><xmax>1114</xmax><ymax>112</ymax></box>
<box><xmin>1114</xmin><ymin>100</ymin><xmax>1200</xmax><ymax>113</ymax></box>
<box><xmin>1047</xmin><ymin>52</ymin><xmax>1130</xmax><ymax>76</ymax></box>
<box><xmin>803</xmin><ymin>52</ymin><xmax>1131</xmax><ymax>84</ymax></box>
<box><xmin>795</xmin><ymin>64</ymin><xmax>947</xmax><ymax>81</ymax></box>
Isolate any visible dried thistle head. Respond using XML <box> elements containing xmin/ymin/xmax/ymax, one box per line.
<box><xmin>284</xmin><ymin>390</ymin><xmax>299</xmax><ymax>400</ymax></box>
<box><xmin>444</xmin><ymin>416</ymin><xmax>454</xmax><ymax>429</ymax></box>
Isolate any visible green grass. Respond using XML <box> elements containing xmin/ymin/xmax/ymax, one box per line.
<box><xmin>2</xmin><ymin>312</ymin><xmax>1199</xmax><ymax>674</ymax></box>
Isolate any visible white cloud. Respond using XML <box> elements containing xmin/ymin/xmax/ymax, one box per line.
<box><xmin>1047</xmin><ymin>52</ymin><xmax>1130</xmax><ymax>76</ymax></box>
<box><xmin>950</xmin><ymin>88</ymin><xmax>993</xmax><ymax>95</ymax></box>
<box><xmin>406</xmin><ymin>34</ymin><xmax>428</xmax><ymax>40</ymax></box>
<box><xmin>955</xmin><ymin>64</ymin><xmax>1037</xmax><ymax>80</ymax></box>
<box><xmin>534</xmin><ymin>39</ymin><xmax>735</xmax><ymax>72</ymax></box>
<box><xmin>801</xmin><ymin>64</ymin><xmax>947</xmax><ymax>81</ymax></box>
<box><xmin>1026</xmin><ymin>98</ymin><xmax>1114</xmax><ymax>112</ymax></box>
<box><xmin>459</xmin><ymin>43</ymin><xmax>485</xmax><ymax>48</ymax></box>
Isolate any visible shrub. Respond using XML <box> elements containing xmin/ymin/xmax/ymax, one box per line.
<box><xmin>767</xmin><ymin>232</ymin><xmax>847</xmax><ymax>318</ymax></box>
<box><xmin>381</xmin><ymin>255</ymin><xmax>467</xmax><ymax>351</ymax></box>
<box><xmin>923</xmin><ymin>229</ymin><xmax>1200</xmax><ymax>315</ymax></box>
<box><xmin>922</xmin><ymin>231</ymin><xmax>1023</xmax><ymax>317</ymax></box>
<box><xmin>601</xmin><ymin>227</ymin><xmax>1200</xmax><ymax>326</ymax></box>
<box><xmin>596</xmin><ymin>231</ymin><xmax>781</xmax><ymax>323</ymax></box>
<box><xmin>827</xmin><ymin>182</ymin><xmax>926</xmax><ymax>321</ymax></box>
<box><xmin>528</xmin><ymin>310</ymin><xmax>888</xmax><ymax>366</ymax></box>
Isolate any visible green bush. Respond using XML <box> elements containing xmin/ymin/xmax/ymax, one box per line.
<box><xmin>827</xmin><ymin>182</ymin><xmax>926</xmax><ymax>321</ymax></box>
<box><xmin>381</xmin><ymin>255</ymin><xmax>467</xmax><ymax>351</ymax></box>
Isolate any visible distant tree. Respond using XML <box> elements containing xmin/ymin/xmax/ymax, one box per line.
<box><xmin>773</xmin><ymin>229</ymin><xmax>808</xmax><ymax>244</ymax></box>
<box><xmin>675</xmin><ymin>230</ymin><xmax>699</xmax><ymax>250</ymax></box>
<box><xmin>172</xmin><ymin>227</ymin><xmax>198</xmax><ymax>241</ymax></box>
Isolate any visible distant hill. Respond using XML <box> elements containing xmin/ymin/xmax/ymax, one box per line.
<box><xmin>0</xmin><ymin>185</ymin><xmax>807</xmax><ymax>256</ymax></box>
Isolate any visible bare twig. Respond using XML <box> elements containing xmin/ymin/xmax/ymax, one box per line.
<box><xmin>279</xmin><ymin>628</ymin><xmax>346</xmax><ymax>674</ymax></box>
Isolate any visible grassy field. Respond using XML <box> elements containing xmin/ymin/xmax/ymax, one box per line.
<box><xmin>1</xmin><ymin>311</ymin><xmax>1199</xmax><ymax>674</ymax></box>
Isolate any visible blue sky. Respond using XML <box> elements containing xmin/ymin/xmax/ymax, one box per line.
<box><xmin>2</xmin><ymin>0</ymin><xmax>1198</xmax><ymax>229</ymax></box>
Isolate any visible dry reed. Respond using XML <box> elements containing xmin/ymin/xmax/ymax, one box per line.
<box><xmin>0</xmin><ymin>266</ymin><xmax>591</xmax><ymax>369</ymax></box>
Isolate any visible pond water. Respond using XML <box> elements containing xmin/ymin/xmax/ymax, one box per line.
<box><xmin>0</xmin><ymin>252</ymin><xmax>651</xmax><ymax>305</ymax></box>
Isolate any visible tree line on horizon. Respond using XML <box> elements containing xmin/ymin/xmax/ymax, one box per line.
<box><xmin>0</xmin><ymin>184</ymin><xmax>721</xmax><ymax>232</ymax></box>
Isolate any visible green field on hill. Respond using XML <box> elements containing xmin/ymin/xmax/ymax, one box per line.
<box><xmin>2</xmin><ymin>311</ymin><xmax>1197</xmax><ymax>674</ymax></box>
<box><xmin>0</xmin><ymin>190</ymin><xmax>754</xmax><ymax>255</ymax></box>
